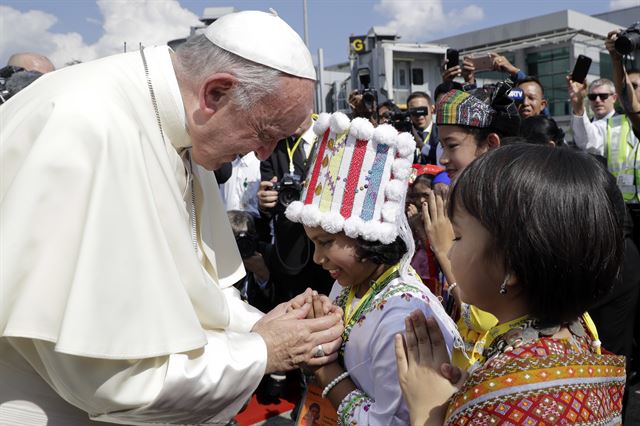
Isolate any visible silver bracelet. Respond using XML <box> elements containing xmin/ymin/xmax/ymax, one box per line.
<box><xmin>448</xmin><ymin>282</ymin><xmax>458</xmax><ymax>292</ymax></box>
<box><xmin>321</xmin><ymin>371</ymin><xmax>350</xmax><ymax>398</ymax></box>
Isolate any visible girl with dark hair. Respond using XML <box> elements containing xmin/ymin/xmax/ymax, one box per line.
<box><xmin>395</xmin><ymin>144</ymin><xmax>626</xmax><ymax>425</ymax></box>
<box><xmin>285</xmin><ymin>112</ymin><xmax>462</xmax><ymax>425</ymax></box>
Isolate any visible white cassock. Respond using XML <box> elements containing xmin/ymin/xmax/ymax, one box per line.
<box><xmin>0</xmin><ymin>46</ymin><xmax>268</xmax><ymax>425</ymax></box>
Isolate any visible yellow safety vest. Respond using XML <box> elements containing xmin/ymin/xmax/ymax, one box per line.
<box><xmin>607</xmin><ymin>115</ymin><xmax>639</xmax><ymax>203</ymax></box>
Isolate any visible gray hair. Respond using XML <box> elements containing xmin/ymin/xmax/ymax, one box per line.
<box><xmin>589</xmin><ymin>78</ymin><xmax>615</xmax><ymax>94</ymax></box>
<box><xmin>175</xmin><ymin>34</ymin><xmax>283</xmax><ymax>110</ymax></box>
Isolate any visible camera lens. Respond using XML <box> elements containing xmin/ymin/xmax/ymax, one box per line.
<box><xmin>278</xmin><ymin>187</ymin><xmax>300</xmax><ymax>208</ymax></box>
<box><xmin>615</xmin><ymin>31</ymin><xmax>640</xmax><ymax>55</ymax></box>
<box><xmin>235</xmin><ymin>234</ymin><xmax>257</xmax><ymax>259</ymax></box>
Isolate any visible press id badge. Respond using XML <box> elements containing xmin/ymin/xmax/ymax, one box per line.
<box><xmin>618</xmin><ymin>173</ymin><xmax>634</xmax><ymax>186</ymax></box>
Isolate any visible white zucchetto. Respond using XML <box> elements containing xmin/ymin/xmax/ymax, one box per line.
<box><xmin>204</xmin><ymin>10</ymin><xmax>316</xmax><ymax>81</ymax></box>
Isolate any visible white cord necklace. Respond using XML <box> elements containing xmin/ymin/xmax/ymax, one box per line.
<box><xmin>140</xmin><ymin>48</ymin><xmax>198</xmax><ymax>253</ymax></box>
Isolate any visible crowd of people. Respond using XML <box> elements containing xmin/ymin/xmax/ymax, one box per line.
<box><xmin>0</xmin><ymin>8</ymin><xmax>638</xmax><ymax>426</ymax></box>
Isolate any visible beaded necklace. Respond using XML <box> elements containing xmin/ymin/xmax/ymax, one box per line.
<box><xmin>478</xmin><ymin>313</ymin><xmax>601</xmax><ymax>368</ymax></box>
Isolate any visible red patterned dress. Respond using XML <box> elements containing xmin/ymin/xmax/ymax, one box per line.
<box><xmin>445</xmin><ymin>320</ymin><xmax>626</xmax><ymax>425</ymax></box>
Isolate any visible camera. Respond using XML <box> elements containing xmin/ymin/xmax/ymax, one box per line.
<box><xmin>235</xmin><ymin>232</ymin><xmax>258</xmax><ymax>259</ymax></box>
<box><xmin>388</xmin><ymin>111</ymin><xmax>413</xmax><ymax>132</ymax></box>
<box><xmin>615</xmin><ymin>21</ymin><xmax>640</xmax><ymax>55</ymax></box>
<box><xmin>0</xmin><ymin>65</ymin><xmax>24</xmax><ymax>104</ymax></box>
<box><xmin>272</xmin><ymin>173</ymin><xmax>303</xmax><ymax>211</ymax></box>
<box><xmin>0</xmin><ymin>65</ymin><xmax>42</xmax><ymax>104</ymax></box>
<box><xmin>350</xmin><ymin>68</ymin><xmax>378</xmax><ymax>121</ymax></box>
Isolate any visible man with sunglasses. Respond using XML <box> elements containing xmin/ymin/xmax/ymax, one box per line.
<box><xmin>406</xmin><ymin>91</ymin><xmax>441</xmax><ymax>165</ymax></box>
<box><xmin>569</xmin><ymin>77</ymin><xmax>618</xmax><ymax>154</ymax></box>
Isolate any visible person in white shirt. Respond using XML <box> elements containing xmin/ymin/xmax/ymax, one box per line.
<box><xmin>220</xmin><ymin>152</ymin><xmax>262</xmax><ymax>217</ymax></box>
<box><xmin>568</xmin><ymin>76</ymin><xmax>617</xmax><ymax>155</ymax></box>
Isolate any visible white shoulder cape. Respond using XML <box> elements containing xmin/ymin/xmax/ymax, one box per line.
<box><xmin>0</xmin><ymin>46</ymin><xmax>248</xmax><ymax>359</ymax></box>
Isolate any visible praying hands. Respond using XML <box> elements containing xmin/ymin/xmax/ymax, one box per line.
<box><xmin>395</xmin><ymin>309</ymin><xmax>466</xmax><ymax>426</ymax></box>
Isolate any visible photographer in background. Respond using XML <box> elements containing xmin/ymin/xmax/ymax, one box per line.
<box><xmin>348</xmin><ymin>89</ymin><xmax>378</xmax><ymax>125</ymax></box>
<box><xmin>7</xmin><ymin>52</ymin><xmax>55</xmax><ymax>74</ymax></box>
<box><xmin>256</xmin><ymin>115</ymin><xmax>334</xmax><ymax>404</ymax></box>
<box><xmin>1</xmin><ymin>52</ymin><xmax>55</xmax><ymax>104</ymax></box>
<box><xmin>257</xmin><ymin>116</ymin><xmax>333</xmax><ymax>305</ymax></box>
<box><xmin>605</xmin><ymin>27</ymin><xmax>640</xmax><ymax>244</ymax></box>
<box><xmin>227</xmin><ymin>210</ymin><xmax>274</xmax><ymax>313</ymax></box>
<box><xmin>377</xmin><ymin>100</ymin><xmax>401</xmax><ymax>126</ymax></box>
<box><xmin>0</xmin><ymin>66</ymin><xmax>43</xmax><ymax>105</ymax></box>
<box><xmin>407</xmin><ymin>91</ymin><xmax>440</xmax><ymax>165</ymax></box>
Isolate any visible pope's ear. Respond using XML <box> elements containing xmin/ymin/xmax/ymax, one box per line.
<box><xmin>199</xmin><ymin>73</ymin><xmax>237</xmax><ymax>114</ymax></box>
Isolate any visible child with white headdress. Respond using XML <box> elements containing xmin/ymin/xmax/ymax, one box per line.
<box><xmin>286</xmin><ymin>112</ymin><xmax>462</xmax><ymax>425</ymax></box>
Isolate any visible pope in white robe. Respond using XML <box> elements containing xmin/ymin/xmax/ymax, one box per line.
<box><xmin>0</xmin><ymin>10</ymin><xmax>341</xmax><ymax>426</ymax></box>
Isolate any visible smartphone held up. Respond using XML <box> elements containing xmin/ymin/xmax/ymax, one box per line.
<box><xmin>571</xmin><ymin>55</ymin><xmax>592</xmax><ymax>84</ymax></box>
<box><xmin>446</xmin><ymin>48</ymin><xmax>459</xmax><ymax>69</ymax></box>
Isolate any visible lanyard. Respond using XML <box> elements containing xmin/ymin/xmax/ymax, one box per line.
<box><xmin>286</xmin><ymin>135</ymin><xmax>304</xmax><ymax>174</ymax></box>
<box><xmin>415</xmin><ymin>126</ymin><xmax>433</xmax><ymax>158</ymax></box>
<box><xmin>343</xmin><ymin>264</ymin><xmax>399</xmax><ymax>325</ymax></box>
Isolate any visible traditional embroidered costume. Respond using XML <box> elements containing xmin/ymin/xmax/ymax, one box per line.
<box><xmin>330</xmin><ymin>265</ymin><xmax>458</xmax><ymax>424</ymax></box>
<box><xmin>445</xmin><ymin>317</ymin><xmax>626</xmax><ymax>425</ymax></box>
<box><xmin>286</xmin><ymin>112</ymin><xmax>462</xmax><ymax>425</ymax></box>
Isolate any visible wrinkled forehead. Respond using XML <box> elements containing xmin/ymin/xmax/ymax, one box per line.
<box><xmin>257</xmin><ymin>79</ymin><xmax>313</xmax><ymax>134</ymax></box>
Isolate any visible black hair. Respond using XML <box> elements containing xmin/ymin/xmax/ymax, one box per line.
<box><xmin>227</xmin><ymin>210</ymin><xmax>257</xmax><ymax>237</ymax></box>
<box><xmin>520</xmin><ymin>115</ymin><xmax>565</xmax><ymax>146</ymax></box>
<box><xmin>448</xmin><ymin>144</ymin><xmax>623</xmax><ymax>325</ymax></box>
<box><xmin>378</xmin><ymin>100</ymin><xmax>400</xmax><ymax>113</ymax></box>
<box><xmin>499</xmin><ymin>136</ymin><xmax>529</xmax><ymax>146</ymax></box>
<box><xmin>407</xmin><ymin>91</ymin><xmax>433</xmax><ymax>106</ymax></box>
<box><xmin>627</xmin><ymin>68</ymin><xmax>640</xmax><ymax>75</ymax></box>
<box><xmin>354</xmin><ymin>236</ymin><xmax>407</xmax><ymax>266</ymax></box>
<box><xmin>434</xmin><ymin>81</ymin><xmax>463</xmax><ymax>102</ymax></box>
<box><xmin>412</xmin><ymin>173</ymin><xmax>435</xmax><ymax>188</ymax></box>
<box><xmin>517</xmin><ymin>76</ymin><xmax>545</xmax><ymax>96</ymax></box>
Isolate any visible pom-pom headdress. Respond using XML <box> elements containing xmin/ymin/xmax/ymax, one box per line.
<box><xmin>286</xmin><ymin>112</ymin><xmax>465</xmax><ymax>354</ymax></box>
<box><xmin>285</xmin><ymin>112</ymin><xmax>415</xmax><ymax>245</ymax></box>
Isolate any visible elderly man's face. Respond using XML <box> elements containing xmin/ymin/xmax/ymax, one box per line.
<box><xmin>191</xmin><ymin>76</ymin><xmax>314</xmax><ymax>170</ymax></box>
<box><xmin>588</xmin><ymin>85</ymin><xmax>616</xmax><ymax>119</ymax></box>
<box><xmin>517</xmin><ymin>81</ymin><xmax>547</xmax><ymax>118</ymax></box>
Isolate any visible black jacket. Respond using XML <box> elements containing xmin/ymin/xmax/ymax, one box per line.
<box><xmin>259</xmin><ymin>138</ymin><xmax>333</xmax><ymax>302</ymax></box>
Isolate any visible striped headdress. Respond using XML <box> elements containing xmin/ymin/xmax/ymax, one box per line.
<box><xmin>285</xmin><ymin>112</ymin><xmax>415</xmax><ymax>245</ymax></box>
<box><xmin>436</xmin><ymin>89</ymin><xmax>495</xmax><ymax>128</ymax></box>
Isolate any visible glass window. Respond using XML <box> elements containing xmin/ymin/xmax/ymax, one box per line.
<box><xmin>412</xmin><ymin>68</ymin><xmax>424</xmax><ymax>85</ymax></box>
<box><xmin>526</xmin><ymin>47</ymin><xmax>570</xmax><ymax>116</ymax></box>
<box><xmin>600</xmin><ymin>52</ymin><xmax>613</xmax><ymax>80</ymax></box>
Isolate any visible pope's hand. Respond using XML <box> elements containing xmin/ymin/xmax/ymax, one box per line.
<box><xmin>252</xmin><ymin>301</ymin><xmax>344</xmax><ymax>374</ymax></box>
